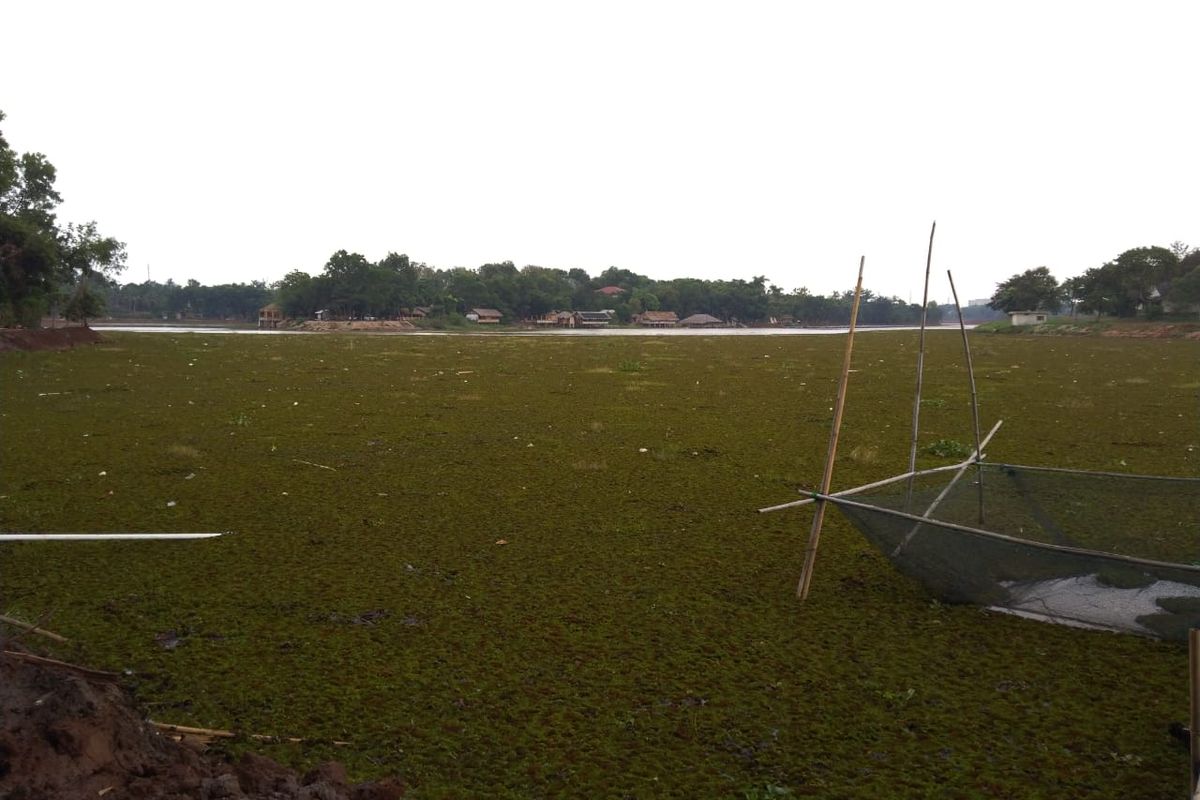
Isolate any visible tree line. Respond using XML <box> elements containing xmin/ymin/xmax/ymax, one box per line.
<box><xmin>99</xmin><ymin>250</ymin><xmax>939</xmax><ymax>327</ymax></box>
<box><xmin>990</xmin><ymin>243</ymin><xmax>1200</xmax><ymax>318</ymax></box>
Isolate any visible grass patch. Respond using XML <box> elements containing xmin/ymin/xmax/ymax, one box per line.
<box><xmin>923</xmin><ymin>439</ymin><xmax>971</xmax><ymax>459</ymax></box>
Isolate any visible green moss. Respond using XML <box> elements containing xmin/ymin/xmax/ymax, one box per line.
<box><xmin>1</xmin><ymin>330</ymin><xmax>1197</xmax><ymax>798</ymax></box>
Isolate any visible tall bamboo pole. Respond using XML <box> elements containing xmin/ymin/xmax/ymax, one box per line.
<box><xmin>797</xmin><ymin>257</ymin><xmax>865</xmax><ymax>600</ymax></box>
<box><xmin>905</xmin><ymin>221</ymin><xmax>937</xmax><ymax>509</ymax></box>
<box><xmin>947</xmin><ymin>271</ymin><xmax>985</xmax><ymax>524</ymax></box>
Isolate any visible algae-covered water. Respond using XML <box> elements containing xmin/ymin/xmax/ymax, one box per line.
<box><xmin>1</xmin><ymin>331</ymin><xmax>1197</xmax><ymax>798</ymax></box>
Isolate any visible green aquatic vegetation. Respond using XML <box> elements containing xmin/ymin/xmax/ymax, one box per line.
<box><xmin>0</xmin><ymin>331</ymin><xmax>1197</xmax><ymax>798</ymax></box>
<box><xmin>923</xmin><ymin>438</ymin><xmax>971</xmax><ymax>459</ymax></box>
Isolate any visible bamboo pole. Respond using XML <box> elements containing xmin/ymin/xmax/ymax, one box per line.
<box><xmin>797</xmin><ymin>257</ymin><xmax>865</xmax><ymax>600</ymax></box>
<box><xmin>0</xmin><ymin>614</ymin><xmax>69</xmax><ymax>643</ymax></box>
<box><xmin>948</xmin><ymin>271</ymin><xmax>985</xmax><ymax>524</ymax></box>
<box><xmin>2</xmin><ymin>650</ymin><xmax>121</xmax><ymax>682</ymax></box>
<box><xmin>986</xmin><ymin>463</ymin><xmax>1200</xmax><ymax>483</ymax></box>
<box><xmin>1191</xmin><ymin>628</ymin><xmax>1200</xmax><ymax>796</ymax></box>
<box><xmin>758</xmin><ymin>457</ymin><xmax>1000</xmax><ymax>514</ymax></box>
<box><xmin>905</xmin><ymin>221</ymin><xmax>937</xmax><ymax>509</ymax></box>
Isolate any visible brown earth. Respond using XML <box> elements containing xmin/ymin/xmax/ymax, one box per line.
<box><xmin>0</xmin><ymin>327</ymin><xmax>104</xmax><ymax>352</ymax></box>
<box><xmin>296</xmin><ymin>321</ymin><xmax>416</xmax><ymax>332</ymax></box>
<box><xmin>0</xmin><ymin>653</ymin><xmax>405</xmax><ymax>799</ymax></box>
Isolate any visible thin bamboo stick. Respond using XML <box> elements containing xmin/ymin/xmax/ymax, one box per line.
<box><xmin>948</xmin><ymin>271</ymin><xmax>985</xmax><ymax>524</ymax></box>
<box><xmin>757</xmin><ymin>459</ymin><xmax>988</xmax><ymax>514</ymax></box>
<box><xmin>986</xmin><ymin>463</ymin><xmax>1200</xmax><ymax>482</ymax></box>
<box><xmin>891</xmin><ymin>419</ymin><xmax>1003</xmax><ymax>556</ymax></box>
<box><xmin>905</xmin><ymin>221</ymin><xmax>937</xmax><ymax>509</ymax></box>
<box><xmin>1191</xmin><ymin>629</ymin><xmax>1200</xmax><ymax>796</ymax></box>
<box><xmin>763</xmin><ymin>459</ymin><xmax>1199</xmax><ymax>514</ymax></box>
<box><xmin>797</xmin><ymin>257</ymin><xmax>865</xmax><ymax>601</ymax></box>
<box><xmin>150</xmin><ymin>721</ymin><xmax>351</xmax><ymax>747</ymax></box>
<box><xmin>2</xmin><ymin>650</ymin><xmax>121</xmax><ymax>682</ymax></box>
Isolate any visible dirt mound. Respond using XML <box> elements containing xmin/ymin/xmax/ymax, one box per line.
<box><xmin>296</xmin><ymin>321</ymin><xmax>416</xmax><ymax>333</ymax></box>
<box><xmin>0</xmin><ymin>326</ymin><xmax>104</xmax><ymax>352</ymax></box>
<box><xmin>0</xmin><ymin>653</ymin><xmax>404</xmax><ymax>799</ymax></box>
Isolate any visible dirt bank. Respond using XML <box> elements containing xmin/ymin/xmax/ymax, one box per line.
<box><xmin>296</xmin><ymin>320</ymin><xmax>417</xmax><ymax>332</ymax></box>
<box><xmin>0</xmin><ymin>653</ymin><xmax>405</xmax><ymax>799</ymax></box>
<box><xmin>0</xmin><ymin>326</ymin><xmax>105</xmax><ymax>352</ymax></box>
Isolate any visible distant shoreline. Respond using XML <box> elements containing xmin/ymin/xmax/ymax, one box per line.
<box><xmin>86</xmin><ymin>322</ymin><xmax>966</xmax><ymax>337</ymax></box>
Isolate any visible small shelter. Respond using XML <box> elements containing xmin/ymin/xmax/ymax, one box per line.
<box><xmin>258</xmin><ymin>303</ymin><xmax>284</xmax><ymax>329</ymax></box>
<box><xmin>634</xmin><ymin>310</ymin><xmax>678</xmax><ymax>327</ymax></box>
<box><xmin>469</xmin><ymin>308</ymin><xmax>502</xmax><ymax>324</ymax></box>
<box><xmin>678</xmin><ymin>313</ymin><xmax>722</xmax><ymax>328</ymax></box>
<box><xmin>1008</xmin><ymin>311</ymin><xmax>1048</xmax><ymax>326</ymax></box>
<box><xmin>595</xmin><ymin>286</ymin><xmax>626</xmax><ymax>297</ymax></box>
<box><xmin>573</xmin><ymin>310</ymin><xmax>613</xmax><ymax>328</ymax></box>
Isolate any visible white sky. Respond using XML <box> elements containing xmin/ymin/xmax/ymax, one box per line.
<box><xmin>3</xmin><ymin>0</ymin><xmax>1196</xmax><ymax>303</ymax></box>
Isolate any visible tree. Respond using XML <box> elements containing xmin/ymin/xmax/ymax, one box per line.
<box><xmin>0</xmin><ymin>214</ymin><xmax>59</xmax><ymax>325</ymax></box>
<box><xmin>63</xmin><ymin>281</ymin><xmax>105</xmax><ymax>325</ymax></box>
<box><xmin>1168</xmin><ymin>267</ymin><xmax>1200</xmax><ymax>309</ymax></box>
<box><xmin>1060</xmin><ymin>276</ymin><xmax>1086</xmax><ymax>317</ymax></box>
<box><xmin>1169</xmin><ymin>241</ymin><xmax>1194</xmax><ymax>260</ymax></box>
<box><xmin>988</xmin><ymin>267</ymin><xmax>1063</xmax><ymax>313</ymax></box>
<box><xmin>1100</xmin><ymin>246</ymin><xmax>1180</xmax><ymax>317</ymax></box>
<box><xmin>276</xmin><ymin>270</ymin><xmax>329</xmax><ymax>318</ymax></box>
<box><xmin>0</xmin><ymin>110</ymin><xmax>125</xmax><ymax>326</ymax></box>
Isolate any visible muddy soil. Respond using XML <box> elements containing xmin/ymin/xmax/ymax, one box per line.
<box><xmin>0</xmin><ymin>327</ymin><xmax>104</xmax><ymax>352</ymax></box>
<box><xmin>295</xmin><ymin>321</ymin><xmax>416</xmax><ymax>332</ymax></box>
<box><xmin>0</xmin><ymin>654</ymin><xmax>404</xmax><ymax>799</ymax></box>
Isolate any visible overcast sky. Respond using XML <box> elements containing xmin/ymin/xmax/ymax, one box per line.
<box><xmin>3</xmin><ymin>1</ymin><xmax>1196</xmax><ymax>303</ymax></box>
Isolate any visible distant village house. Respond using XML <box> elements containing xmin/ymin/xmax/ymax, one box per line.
<box><xmin>633</xmin><ymin>310</ymin><xmax>679</xmax><ymax>327</ymax></box>
<box><xmin>678</xmin><ymin>313</ymin><xmax>722</xmax><ymax>328</ymax></box>
<box><xmin>258</xmin><ymin>303</ymin><xmax>283</xmax><ymax>329</ymax></box>
<box><xmin>467</xmin><ymin>308</ymin><xmax>503</xmax><ymax>324</ymax></box>
<box><xmin>573</xmin><ymin>310</ymin><xmax>613</xmax><ymax>328</ymax></box>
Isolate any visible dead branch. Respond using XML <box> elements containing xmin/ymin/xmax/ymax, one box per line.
<box><xmin>150</xmin><ymin>721</ymin><xmax>350</xmax><ymax>747</ymax></box>
<box><xmin>0</xmin><ymin>613</ymin><xmax>70</xmax><ymax>643</ymax></box>
<box><xmin>2</xmin><ymin>650</ymin><xmax>120</xmax><ymax>683</ymax></box>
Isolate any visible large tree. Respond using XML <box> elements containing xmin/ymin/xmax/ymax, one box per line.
<box><xmin>1071</xmin><ymin>246</ymin><xmax>1182</xmax><ymax>317</ymax></box>
<box><xmin>1167</xmin><ymin>248</ymin><xmax>1200</xmax><ymax>312</ymax></box>
<box><xmin>988</xmin><ymin>267</ymin><xmax>1063</xmax><ymax>313</ymax></box>
<box><xmin>0</xmin><ymin>110</ymin><xmax>125</xmax><ymax>325</ymax></box>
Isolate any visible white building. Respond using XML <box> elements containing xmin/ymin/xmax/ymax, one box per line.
<box><xmin>1008</xmin><ymin>311</ymin><xmax>1048</xmax><ymax>326</ymax></box>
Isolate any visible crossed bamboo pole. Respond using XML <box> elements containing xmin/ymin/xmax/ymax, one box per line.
<box><xmin>796</xmin><ymin>257</ymin><xmax>864</xmax><ymax>600</ymax></box>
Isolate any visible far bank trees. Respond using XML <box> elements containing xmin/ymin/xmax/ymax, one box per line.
<box><xmin>988</xmin><ymin>267</ymin><xmax>1063</xmax><ymax>313</ymax></box>
<box><xmin>992</xmin><ymin>242</ymin><xmax>1199</xmax><ymax>320</ymax></box>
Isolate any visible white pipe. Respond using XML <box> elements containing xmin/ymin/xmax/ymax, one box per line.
<box><xmin>0</xmin><ymin>533</ymin><xmax>224</xmax><ymax>541</ymax></box>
